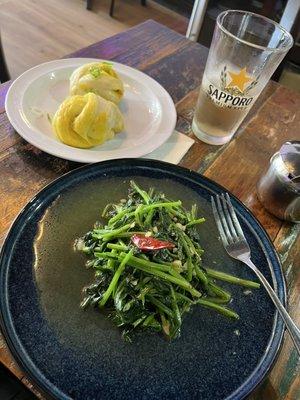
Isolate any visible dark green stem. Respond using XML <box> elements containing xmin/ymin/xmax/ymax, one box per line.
<box><xmin>99</xmin><ymin>250</ymin><xmax>133</xmax><ymax>307</ymax></box>
<box><xmin>196</xmin><ymin>299</ymin><xmax>239</xmax><ymax>319</ymax></box>
<box><xmin>186</xmin><ymin>218</ymin><xmax>205</xmax><ymax>227</ymax></box>
<box><xmin>206</xmin><ymin>268</ymin><xmax>260</xmax><ymax>289</ymax></box>
<box><xmin>147</xmin><ymin>295</ymin><xmax>173</xmax><ymax>317</ymax></box>
<box><xmin>208</xmin><ymin>282</ymin><xmax>231</xmax><ymax>303</ymax></box>
<box><xmin>130</xmin><ymin>180</ymin><xmax>150</xmax><ymax>204</ymax></box>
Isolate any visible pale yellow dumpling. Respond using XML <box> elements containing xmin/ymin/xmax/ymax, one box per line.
<box><xmin>52</xmin><ymin>92</ymin><xmax>124</xmax><ymax>149</ymax></box>
<box><xmin>70</xmin><ymin>62</ymin><xmax>124</xmax><ymax>104</ymax></box>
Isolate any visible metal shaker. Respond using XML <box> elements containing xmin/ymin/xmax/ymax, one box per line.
<box><xmin>257</xmin><ymin>141</ymin><xmax>300</xmax><ymax>223</ymax></box>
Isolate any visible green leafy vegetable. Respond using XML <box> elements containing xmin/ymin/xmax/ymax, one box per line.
<box><xmin>89</xmin><ymin>66</ymin><xmax>102</xmax><ymax>78</ymax></box>
<box><xmin>102</xmin><ymin>61</ymin><xmax>114</xmax><ymax>67</ymax></box>
<box><xmin>76</xmin><ymin>181</ymin><xmax>260</xmax><ymax>341</ymax></box>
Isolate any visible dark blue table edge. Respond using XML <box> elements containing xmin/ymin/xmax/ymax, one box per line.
<box><xmin>0</xmin><ymin>158</ymin><xmax>286</xmax><ymax>400</ymax></box>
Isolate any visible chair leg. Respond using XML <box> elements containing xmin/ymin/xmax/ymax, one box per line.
<box><xmin>272</xmin><ymin>60</ymin><xmax>286</xmax><ymax>82</ymax></box>
<box><xmin>110</xmin><ymin>0</ymin><xmax>115</xmax><ymax>17</ymax></box>
<box><xmin>141</xmin><ymin>0</ymin><xmax>146</xmax><ymax>5</ymax></box>
<box><xmin>86</xmin><ymin>0</ymin><xmax>93</xmax><ymax>10</ymax></box>
<box><xmin>0</xmin><ymin>39</ymin><xmax>10</xmax><ymax>83</ymax></box>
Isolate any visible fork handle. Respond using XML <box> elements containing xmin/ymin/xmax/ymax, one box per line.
<box><xmin>243</xmin><ymin>257</ymin><xmax>300</xmax><ymax>355</ymax></box>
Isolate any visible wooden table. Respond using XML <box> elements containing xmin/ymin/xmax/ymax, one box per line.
<box><xmin>0</xmin><ymin>20</ymin><xmax>299</xmax><ymax>400</ymax></box>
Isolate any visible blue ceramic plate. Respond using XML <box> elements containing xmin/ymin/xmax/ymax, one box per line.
<box><xmin>0</xmin><ymin>159</ymin><xmax>285</xmax><ymax>400</ymax></box>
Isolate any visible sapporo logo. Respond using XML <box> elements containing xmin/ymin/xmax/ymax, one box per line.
<box><xmin>206</xmin><ymin>66</ymin><xmax>259</xmax><ymax>109</ymax></box>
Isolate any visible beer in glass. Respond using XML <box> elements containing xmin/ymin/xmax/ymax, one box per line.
<box><xmin>192</xmin><ymin>11</ymin><xmax>293</xmax><ymax>145</ymax></box>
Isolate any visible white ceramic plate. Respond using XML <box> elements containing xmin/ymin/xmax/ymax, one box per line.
<box><xmin>5</xmin><ymin>58</ymin><xmax>177</xmax><ymax>163</ymax></box>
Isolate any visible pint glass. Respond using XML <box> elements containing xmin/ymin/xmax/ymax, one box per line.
<box><xmin>192</xmin><ymin>10</ymin><xmax>293</xmax><ymax>145</ymax></box>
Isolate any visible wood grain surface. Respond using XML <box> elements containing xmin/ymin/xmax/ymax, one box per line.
<box><xmin>0</xmin><ymin>20</ymin><xmax>299</xmax><ymax>400</ymax></box>
<box><xmin>0</xmin><ymin>0</ymin><xmax>188</xmax><ymax>78</ymax></box>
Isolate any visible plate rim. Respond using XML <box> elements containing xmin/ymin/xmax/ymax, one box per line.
<box><xmin>4</xmin><ymin>58</ymin><xmax>177</xmax><ymax>163</ymax></box>
<box><xmin>0</xmin><ymin>158</ymin><xmax>285</xmax><ymax>400</ymax></box>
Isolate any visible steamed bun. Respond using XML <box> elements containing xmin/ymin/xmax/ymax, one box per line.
<box><xmin>70</xmin><ymin>62</ymin><xmax>124</xmax><ymax>104</ymax></box>
<box><xmin>52</xmin><ymin>92</ymin><xmax>124</xmax><ymax>149</ymax></box>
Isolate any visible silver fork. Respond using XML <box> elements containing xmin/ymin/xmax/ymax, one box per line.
<box><xmin>211</xmin><ymin>193</ymin><xmax>300</xmax><ymax>355</ymax></box>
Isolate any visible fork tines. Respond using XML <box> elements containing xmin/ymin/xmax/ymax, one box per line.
<box><xmin>211</xmin><ymin>193</ymin><xmax>245</xmax><ymax>246</ymax></box>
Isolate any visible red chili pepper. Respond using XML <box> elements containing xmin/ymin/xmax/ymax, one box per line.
<box><xmin>131</xmin><ymin>234</ymin><xmax>175</xmax><ymax>251</ymax></box>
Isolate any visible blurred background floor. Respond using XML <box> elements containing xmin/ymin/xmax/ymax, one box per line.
<box><xmin>0</xmin><ymin>0</ymin><xmax>299</xmax><ymax>92</ymax></box>
<box><xmin>0</xmin><ymin>0</ymin><xmax>187</xmax><ymax>78</ymax></box>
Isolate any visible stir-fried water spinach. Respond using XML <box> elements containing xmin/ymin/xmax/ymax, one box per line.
<box><xmin>76</xmin><ymin>181</ymin><xmax>260</xmax><ymax>341</ymax></box>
